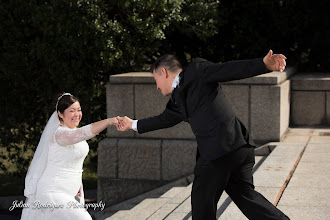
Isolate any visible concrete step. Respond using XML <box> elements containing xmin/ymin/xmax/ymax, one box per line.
<box><xmin>164</xmin><ymin>156</ymin><xmax>265</xmax><ymax>220</ymax></box>
<box><xmin>100</xmin><ymin>175</ymin><xmax>193</xmax><ymax>220</ymax></box>
<box><xmin>276</xmin><ymin>130</ymin><xmax>330</xmax><ymax>220</ymax></box>
<box><xmin>107</xmin><ymin>156</ymin><xmax>267</xmax><ymax>220</ymax></box>
<box><xmin>217</xmin><ymin>143</ymin><xmax>305</xmax><ymax>220</ymax></box>
<box><xmin>102</xmin><ymin>141</ymin><xmax>307</xmax><ymax>220</ymax></box>
<box><xmin>153</xmin><ymin>143</ymin><xmax>304</xmax><ymax>220</ymax></box>
<box><xmin>108</xmin><ymin>186</ymin><xmax>186</xmax><ymax>220</ymax></box>
<box><xmin>149</xmin><ymin>184</ymin><xmax>192</xmax><ymax>220</ymax></box>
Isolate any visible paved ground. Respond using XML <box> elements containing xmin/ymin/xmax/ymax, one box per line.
<box><xmin>1</xmin><ymin>128</ymin><xmax>329</xmax><ymax>220</ymax></box>
<box><xmin>100</xmin><ymin>128</ymin><xmax>330</xmax><ymax>220</ymax></box>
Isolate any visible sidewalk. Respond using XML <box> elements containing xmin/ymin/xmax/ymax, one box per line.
<box><xmin>100</xmin><ymin>128</ymin><xmax>330</xmax><ymax>220</ymax></box>
<box><xmin>276</xmin><ymin>128</ymin><xmax>330</xmax><ymax>219</ymax></box>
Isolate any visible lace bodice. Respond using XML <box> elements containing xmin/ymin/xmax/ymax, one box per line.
<box><xmin>47</xmin><ymin>124</ymin><xmax>97</xmax><ymax>171</ymax></box>
<box><xmin>55</xmin><ymin>124</ymin><xmax>96</xmax><ymax>146</ymax></box>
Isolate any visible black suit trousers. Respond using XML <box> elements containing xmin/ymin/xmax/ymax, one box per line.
<box><xmin>191</xmin><ymin>145</ymin><xmax>290</xmax><ymax>220</ymax></box>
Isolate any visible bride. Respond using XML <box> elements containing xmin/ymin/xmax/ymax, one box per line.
<box><xmin>20</xmin><ymin>92</ymin><xmax>118</xmax><ymax>220</ymax></box>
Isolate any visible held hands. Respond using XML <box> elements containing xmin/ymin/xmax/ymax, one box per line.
<box><xmin>108</xmin><ymin>117</ymin><xmax>119</xmax><ymax>126</ymax></box>
<box><xmin>263</xmin><ymin>49</ymin><xmax>287</xmax><ymax>72</ymax></box>
<box><xmin>116</xmin><ymin>116</ymin><xmax>133</xmax><ymax>131</ymax></box>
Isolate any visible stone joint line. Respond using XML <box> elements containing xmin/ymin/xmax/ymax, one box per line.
<box><xmin>273</xmin><ymin>133</ymin><xmax>313</xmax><ymax>206</ymax></box>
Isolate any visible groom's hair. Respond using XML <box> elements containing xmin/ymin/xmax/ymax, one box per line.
<box><xmin>151</xmin><ymin>54</ymin><xmax>182</xmax><ymax>74</ymax></box>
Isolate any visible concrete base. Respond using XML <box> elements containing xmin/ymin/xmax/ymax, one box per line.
<box><xmin>291</xmin><ymin>73</ymin><xmax>330</xmax><ymax>126</ymax></box>
<box><xmin>97</xmin><ymin>138</ymin><xmax>196</xmax><ymax>205</ymax></box>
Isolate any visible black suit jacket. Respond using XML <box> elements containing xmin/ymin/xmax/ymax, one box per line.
<box><xmin>137</xmin><ymin>58</ymin><xmax>270</xmax><ymax>160</ymax></box>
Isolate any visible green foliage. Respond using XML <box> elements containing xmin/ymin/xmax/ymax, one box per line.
<box><xmin>0</xmin><ymin>0</ymin><xmax>328</xmax><ymax>178</ymax></box>
<box><xmin>0</xmin><ymin>0</ymin><xmax>115</xmax><ymax>175</ymax></box>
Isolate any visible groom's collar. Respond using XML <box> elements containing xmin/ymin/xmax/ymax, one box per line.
<box><xmin>171</xmin><ymin>71</ymin><xmax>182</xmax><ymax>90</ymax></box>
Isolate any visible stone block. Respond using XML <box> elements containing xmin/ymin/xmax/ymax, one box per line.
<box><xmin>276</xmin><ymin>206</ymin><xmax>330</xmax><ymax>220</ymax></box>
<box><xmin>286</xmin><ymin>173</ymin><xmax>330</xmax><ymax>188</ymax></box>
<box><xmin>98</xmin><ymin>138</ymin><xmax>118</xmax><ymax>178</ymax></box>
<box><xmin>294</xmin><ymin>161</ymin><xmax>330</xmax><ymax>175</ymax></box>
<box><xmin>106</xmin><ymin>83</ymin><xmax>135</xmax><ymax>138</ymax></box>
<box><xmin>135</xmin><ymin>84</ymin><xmax>195</xmax><ymax>139</ymax></box>
<box><xmin>304</xmin><ymin>143</ymin><xmax>330</xmax><ymax>153</ymax></box>
<box><xmin>253</xmin><ymin>170</ymin><xmax>290</xmax><ymax>188</ymax></box>
<box><xmin>291</xmin><ymin>73</ymin><xmax>330</xmax><ymax>90</ymax></box>
<box><xmin>172</xmin><ymin>196</ymin><xmax>191</xmax><ymax>212</ymax></box>
<box><xmin>109</xmin><ymin>72</ymin><xmax>154</xmax><ymax>84</ymax></box>
<box><xmin>254</xmin><ymin>187</ymin><xmax>281</xmax><ymax>203</ymax></box>
<box><xmin>286</xmin><ymin>128</ymin><xmax>314</xmax><ymax>135</ymax></box>
<box><xmin>222</xmin><ymin>85</ymin><xmax>250</xmax><ymax>128</ymax></box>
<box><xmin>132</xmin><ymin>198</ymin><xmax>170</xmax><ymax>219</ymax></box>
<box><xmin>282</xmin><ymin>135</ymin><xmax>310</xmax><ymax>144</ymax></box>
<box><xmin>250</xmin><ymin>80</ymin><xmax>290</xmax><ymax>142</ymax></box>
<box><xmin>291</xmin><ymin>91</ymin><xmax>326</xmax><ymax>126</ymax></box>
<box><xmin>148</xmin><ymin>203</ymin><xmax>180</xmax><ymax>220</ymax></box>
<box><xmin>168</xmin><ymin>184</ymin><xmax>192</xmax><ymax>204</ymax></box>
<box><xmin>162</xmin><ymin>140</ymin><xmax>197</xmax><ymax>181</ymax></box>
<box><xmin>327</xmin><ymin>92</ymin><xmax>330</xmax><ymax>124</ymax></box>
<box><xmin>313</xmin><ymin>128</ymin><xmax>330</xmax><ymax>135</ymax></box>
<box><xmin>218</xmin><ymin>203</ymin><xmax>247</xmax><ymax>220</ymax></box>
<box><xmin>166</xmin><ymin>212</ymin><xmax>191</xmax><ymax>220</ymax></box>
<box><xmin>223</xmin><ymin>67</ymin><xmax>295</xmax><ymax>85</ymax></box>
<box><xmin>278</xmin><ymin>188</ymin><xmax>330</xmax><ymax>206</ymax></box>
<box><xmin>280</xmin><ymin>80</ymin><xmax>291</xmax><ymax>138</ymax></box>
<box><xmin>97</xmin><ymin>177</ymin><xmax>166</xmax><ymax>206</ymax></box>
<box><xmin>253</xmin><ymin>144</ymin><xmax>303</xmax><ymax>187</ymax></box>
<box><xmin>118</xmin><ymin>139</ymin><xmax>161</xmax><ymax>180</ymax></box>
<box><xmin>309</xmin><ymin>135</ymin><xmax>330</xmax><ymax>144</ymax></box>
<box><xmin>160</xmin><ymin>186</ymin><xmax>186</xmax><ymax>199</ymax></box>
<box><xmin>300</xmin><ymin>152</ymin><xmax>330</xmax><ymax>163</ymax></box>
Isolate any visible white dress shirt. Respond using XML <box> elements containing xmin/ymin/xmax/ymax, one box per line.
<box><xmin>132</xmin><ymin>73</ymin><xmax>181</xmax><ymax>132</ymax></box>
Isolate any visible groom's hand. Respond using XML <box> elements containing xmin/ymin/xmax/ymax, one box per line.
<box><xmin>263</xmin><ymin>49</ymin><xmax>287</xmax><ymax>72</ymax></box>
<box><xmin>116</xmin><ymin>116</ymin><xmax>133</xmax><ymax>131</ymax></box>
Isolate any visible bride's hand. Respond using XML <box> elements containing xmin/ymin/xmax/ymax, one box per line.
<box><xmin>108</xmin><ymin>117</ymin><xmax>119</xmax><ymax>126</ymax></box>
<box><xmin>76</xmin><ymin>185</ymin><xmax>82</xmax><ymax>197</ymax></box>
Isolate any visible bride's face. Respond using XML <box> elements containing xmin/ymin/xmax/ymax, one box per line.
<box><xmin>59</xmin><ymin>101</ymin><xmax>82</xmax><ymax>128</ymax></box>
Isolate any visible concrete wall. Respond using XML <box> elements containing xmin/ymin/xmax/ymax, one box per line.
<box><xmin>291</xmin><ymin>73</ymin><xmax>330</xmax><ymax>126</ymax></box>
<box><xmin>98</xmin><ymin>68</ymin><xmax>294</xmax><ymax>205</ymax></box>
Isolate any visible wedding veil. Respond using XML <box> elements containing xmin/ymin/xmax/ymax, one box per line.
<box><xmin>23</xmin><ymin>111</ymin><xmax>60</xmax><ymax>198</ymax></box>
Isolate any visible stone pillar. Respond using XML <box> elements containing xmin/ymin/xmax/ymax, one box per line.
<box><xmin>98</xmin><ymin>68</ymin><xmax>294</xmax><ymax>205</ymax></box>
<box><xmin>222</xmin><ymin>67</ymin><xmax>294</xmax><ymax>143</ymax></box>
<box><xmin>291</xmin><ymin>73</ymin><xmax>330</xmax><ymax>126</ymax></box>
<box><xmin>98</xmin><ymin>73</ymin><xmax>196</xmax><ymax>206</ymax></box>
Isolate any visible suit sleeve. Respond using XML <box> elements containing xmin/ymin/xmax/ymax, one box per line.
<box><xmin>200</xmin><ymin>58</ymin><xmax>271</xmax><ymax>83</ymax></box>
<box><xmin>137</xmin><ymin>102</ymin><xmax>183</xmax><ymax>134</ymax></box>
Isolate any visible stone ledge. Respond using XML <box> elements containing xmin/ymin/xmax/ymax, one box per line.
<box><xmin>109</xmin><ymin>72</ymin><xmax>154</xmax><ymax>84</ymax></box>
<box><xmin>223</xmin><ymin>67</ymin><xmax>295</xmax><ymax>85</ymax></box>
<box><xmin>109</xmin><ymin>67</ymin><xmax>295</xmax><ymax>86</ymax></box>
<box><xmin>291</xmin><ymin>72</ymin><xmax>330</xmax><ymax>90</ymax></box>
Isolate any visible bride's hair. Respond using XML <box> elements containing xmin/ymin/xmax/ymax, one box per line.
<box><xmin>53</xmin><ymin>92</ymin><xmax>79</xmax><ymax>121</ymax></box>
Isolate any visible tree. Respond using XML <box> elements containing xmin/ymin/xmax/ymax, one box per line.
<box><xmin>0</xmin><ymin>0</ymin><xmax>116</xmax><ymax>175</ymax></box>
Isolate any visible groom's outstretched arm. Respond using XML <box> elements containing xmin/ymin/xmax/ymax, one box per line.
<box><xmin>117</xmin><ymin>109</ymin><xmax>183</xmax><ymax>133</ymax></box>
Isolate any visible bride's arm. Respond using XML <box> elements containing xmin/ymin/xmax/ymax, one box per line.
<box><xmin>55</xmin><ymin>118</ymin><xmax>118</xmax><ymax>146</ymax></box>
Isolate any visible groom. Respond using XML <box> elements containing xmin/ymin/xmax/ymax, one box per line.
<box><xmin>116</xmin><ymin>50</ymin><xmax>289</xmax><ymax>220</ymax></box>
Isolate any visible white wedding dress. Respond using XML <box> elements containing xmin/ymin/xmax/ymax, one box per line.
<box><xmin>21</xmin><ymin>112</ymin><xmax>97</xmax><ymax>220</ymax></box>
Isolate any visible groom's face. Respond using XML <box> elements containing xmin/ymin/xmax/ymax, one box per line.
<box><xmin>153</xmin><ymin>68</ymin><xmax>172</xmax><ymax>96</ymax></box>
